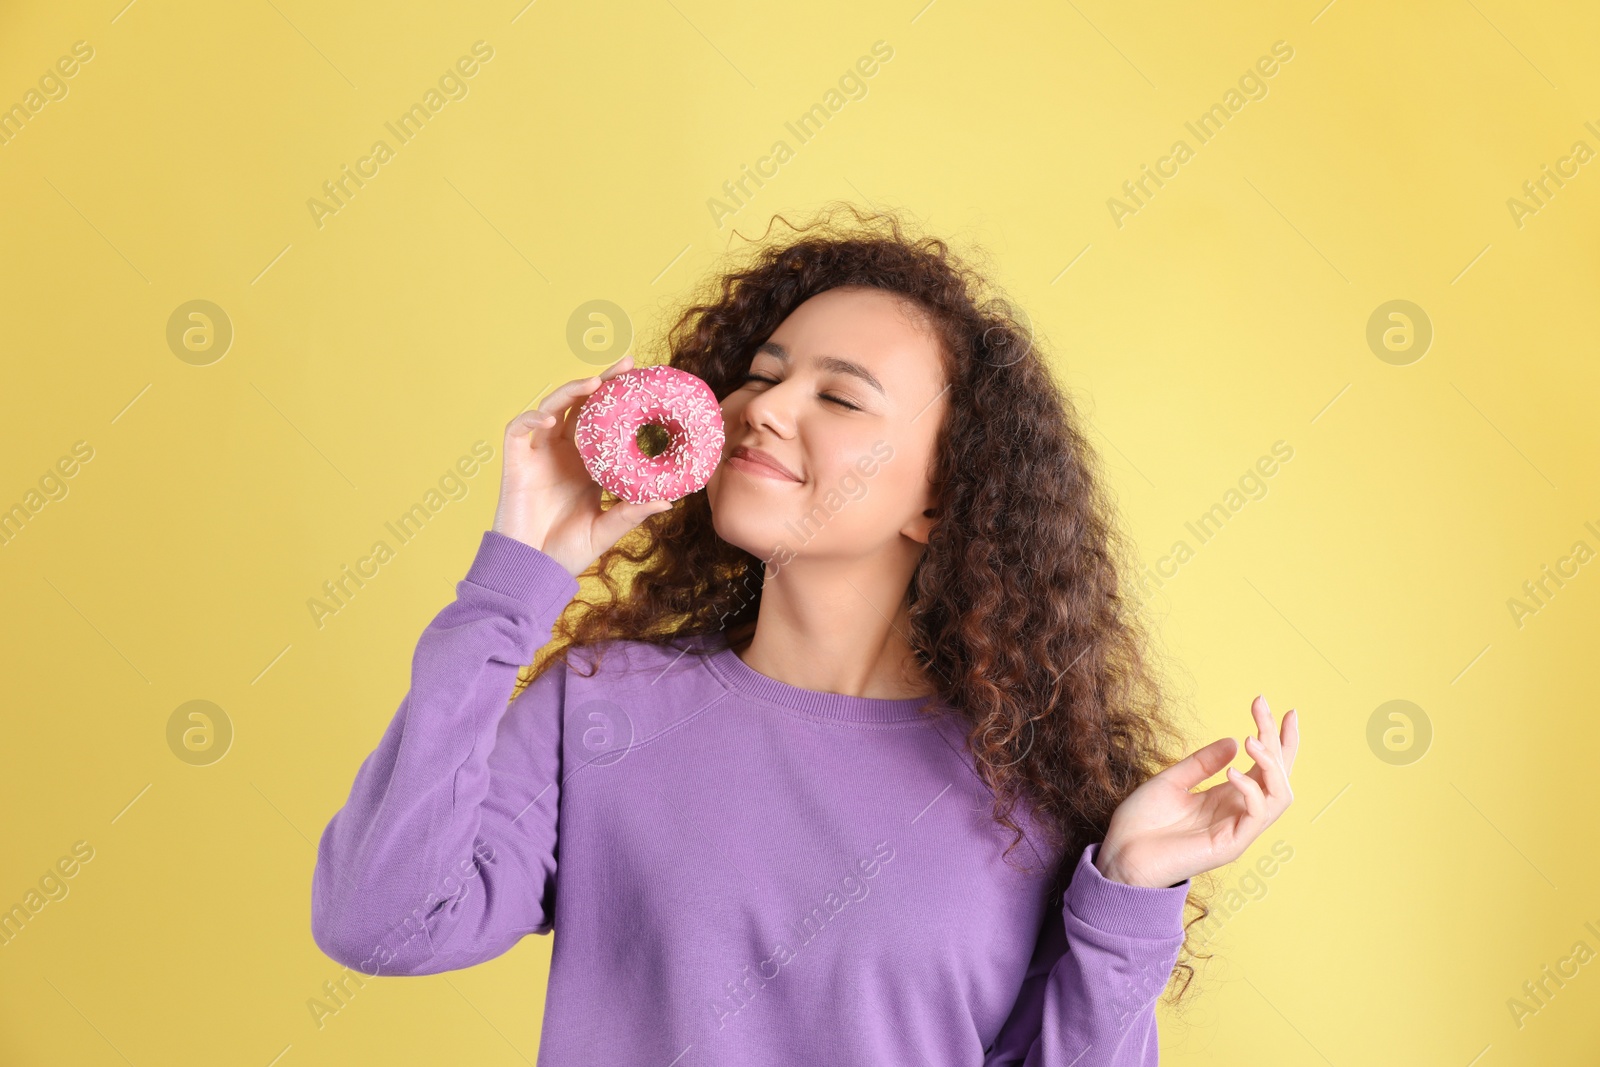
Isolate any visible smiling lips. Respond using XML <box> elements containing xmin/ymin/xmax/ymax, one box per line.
<box><xmin>727</xmin><ymin>445</ymin><xmax>802</xmax><ymax>482</ymax></box>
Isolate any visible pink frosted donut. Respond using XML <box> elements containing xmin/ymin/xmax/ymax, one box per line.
<box><xmin>574</xmin><ymin>366</ymin><xmax>726</xmax><ymax>504</ymax></box>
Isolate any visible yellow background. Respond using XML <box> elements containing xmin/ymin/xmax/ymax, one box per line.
<box><xmin>2</xmin><ymin>0</ymin><xmax>1597</xmax><ymax>1063</ymax></box>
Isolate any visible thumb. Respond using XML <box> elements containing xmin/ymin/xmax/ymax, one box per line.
<box><xmin>1157</xmin><ymin>736</ymin><xmax>1238</xmax><ymax>792</ymax></box>
<box><xmin>593</xmin><ymin>497</ymin><xmax>673</xmax><ymax>548</ymax></box>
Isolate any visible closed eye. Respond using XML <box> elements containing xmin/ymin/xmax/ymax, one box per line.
<box><xmin>741</xmin><ymin>373</ymin><xmax>860</xmax><ymax>412</ymax></box>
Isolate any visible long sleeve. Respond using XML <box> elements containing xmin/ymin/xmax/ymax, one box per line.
<box><xmin>985</xmin><ymin>841</ymin><xmax>1191</xmax><ymax>1067</ymax></box>
<box><xmin>310</xmin><ymin>529</ymin><xmax>579</xmax><ymax>977</ymax></box>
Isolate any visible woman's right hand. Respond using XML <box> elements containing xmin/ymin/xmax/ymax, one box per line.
<box><xmin>493</xmin><ymin>353</ymin><xmax>673</xmax><ymax>578</ymax></box>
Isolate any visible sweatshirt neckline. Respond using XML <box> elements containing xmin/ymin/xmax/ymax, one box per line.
<box><xmin>704</xmin><ymin>636</ymin><xmax>944</xmax><ymax>724</ymax></box>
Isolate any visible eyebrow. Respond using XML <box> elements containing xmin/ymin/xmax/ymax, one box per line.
<box><xmin>754</xmin><ymin>341</ymin><xmax>887</xmax><ymax>397</ymax></box>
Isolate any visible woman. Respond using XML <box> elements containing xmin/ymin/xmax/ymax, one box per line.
<box><xmin>311</xmin><ymin>203</ymin><xmax>1300</xmax><ymax>1065</ymax></box>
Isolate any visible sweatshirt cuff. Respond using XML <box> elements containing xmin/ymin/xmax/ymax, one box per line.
<box><xmin>465</xmin><ymin>530</ymin><xmax>581</xmax><ymax>619</ymax></box>
<box><xmin>1066</xmin><ymin>842</ymin><xmax>1190</xmax><ymax>939</ymax></box>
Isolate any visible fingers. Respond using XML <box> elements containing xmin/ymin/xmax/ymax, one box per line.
<box><xmin>1251</xmin><ymin>694</ymin><xmax>1286</xmax><ymax>766</ymax></box>
<box><xmin>504</xmin><ymin>407</ymin><xmax>560</xmax><ymax>455</ymax></box>
<box><xmin>522</xmin><ymin>355</ymin><xmax>637</xmax><ymax>440</ymax></box>
<box><xmin>1239</xmin><ymin>693</ymin><xmax>1295</xmax><ymax>811</ymax></box>
<box><xmin>1226</xmin><ymin>764</ymin><xmax>1266</xmax><ymax>828</ymax></box>
<box><xmin>505</xmin><ymin>369</ymin><xmax>610</xmax><ymax>443</ymax></box>
<box><xmin>1281</xmin><ymin>707</ymin><xmax>1300</xmax><ymax>776</ymax></box>
<box><xmin>1244</xmin><ymin>735</ymin><xmax>1293</xmax><ymax>805</ymax></box>
<box><xmin>534</xmin><ymin>374</ymin><xmax>603</xmax><ymax>421</ymax></box>
<box><xmin>506</xmin><ymin>407</ymin><xmax>558</xmax><ymax>440</ymax></box>
<box><xmin>503</xmin><ymin>384</ymin><xmax>588</xmax><ymax>447</ymax></box>
<box><xmin>1202</xmin><ymin>696</ymin><xmax>1299</xmax><ymax>850</ymax></box>
<box><xmin>1249</xmin><ymin>695</ymin><xmax>1297</xmax><ymax>786</ymax></box>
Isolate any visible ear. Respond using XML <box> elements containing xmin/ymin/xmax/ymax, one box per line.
<box><xmin>904</xmin><ymin>504</ymin><xmax>939</xmax><ymax>545</ymax></box>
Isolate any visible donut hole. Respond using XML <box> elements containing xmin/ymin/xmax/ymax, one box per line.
<box><xmin>635</xmin><ymin>421</ymin><xmax>673</xmax><ymax>459</ymax></box>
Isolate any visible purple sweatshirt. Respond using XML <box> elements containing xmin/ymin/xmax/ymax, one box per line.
<box><xmin>311</xmin><ymin>529</ymin><xmax>1192</xmax><ymax>1065</ymax></box>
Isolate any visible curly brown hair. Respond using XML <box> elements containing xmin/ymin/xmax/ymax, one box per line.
<box><xmin>513</xmin><ymin>200</ymin><xmax>1213</xmax><ymax>1002</ymax></box>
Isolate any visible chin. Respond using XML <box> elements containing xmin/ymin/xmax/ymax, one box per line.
<box><xmin>708</xmin><ymin>489</ymin><xmax>793</xmax><ymax>567</ymax></box>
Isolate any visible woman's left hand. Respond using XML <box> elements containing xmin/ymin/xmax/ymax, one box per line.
<box><xmin>1095</xmin><ymin>695</ymin><xmax>1300</xmax><ymax>889</ymax></box>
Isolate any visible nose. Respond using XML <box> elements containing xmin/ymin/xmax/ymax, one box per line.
<box><xmin>739</xmin><ymin>377</ymin><xmax>797</xmax><ymax>440</ymax></box>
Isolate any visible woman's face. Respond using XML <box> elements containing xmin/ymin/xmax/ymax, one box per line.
<box><xmin>704</xmin><ymin>285</ymin><xmax>949</xmax><ymax>573</ymax></box>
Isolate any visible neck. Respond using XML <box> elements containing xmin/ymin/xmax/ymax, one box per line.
<box><xmin>732</xmin><ymin>550</ymin><xmax>937</xmax><ymax>701</ymax></box>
